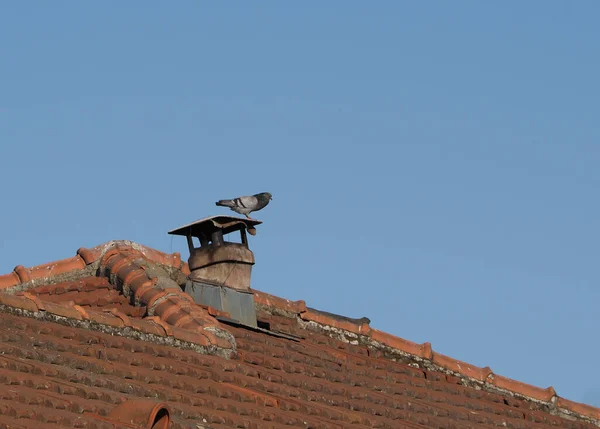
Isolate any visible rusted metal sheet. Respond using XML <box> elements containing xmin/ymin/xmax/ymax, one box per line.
<box><xmin>168</xmin><ymin>215</ymin><xmax>262</xmax><ymax>237</ymax></box>
<box><xmin>169</xmin><ymin>214</ymin><xmax>259</xmax><ymax>291</ymax></box>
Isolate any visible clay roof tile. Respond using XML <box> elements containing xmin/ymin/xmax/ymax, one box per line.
<box><xmin>0</xmin><ymin>240</ymin><xmax>597</xmax><ymax>429</ymax></box>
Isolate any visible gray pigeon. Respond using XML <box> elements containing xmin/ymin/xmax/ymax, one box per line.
<box><xmin>215</xmin><ymin>192</ymin><xmax>273</xmax><ymax>220</ymax></box>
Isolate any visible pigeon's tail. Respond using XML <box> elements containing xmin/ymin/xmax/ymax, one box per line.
<box><xmin>216</xmin><ymin>199</ymin><xmax>234</xmax><ymax>208</ymax></box>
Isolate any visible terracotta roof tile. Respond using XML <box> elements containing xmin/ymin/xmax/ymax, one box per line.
<box><xmin>252</xmin><ymin>288</ymin><xmax>307</xmax><ymax>314</ymax></box>
<box><xmin>0</xmin><ymin>291</ymin><xmax>39</xmax><ymax>312</ymax></box>
<box><xmin>0</xmin><ymin>240</ymin><xmax>598</xmax><ymax>429</ymax></box>
<box><xmin>30</xmin><ymin>276</ymin><xmax>112</xmax><ymax>295</ymax></box>
<box><xmin>490</xmin><ymin>374</ymin><xmax>557</xmax><ymax>402</ymax></box>
<box><xmin>371</xmin><ymin>327</ymin><xmax>433</xmax><ymax>359</ymax></box>
<box><xmin>300</xmin><ymin>307</ymin><xmax>372</xmax><ymax>336</ymax></box>
<box><xmin>431</xmin><ymin>351</ymin><xmax>493</xmax><ymax>382</ymax></box>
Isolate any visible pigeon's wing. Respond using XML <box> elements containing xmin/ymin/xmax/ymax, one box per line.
<box><xmin>232</xmin><ymin>195</ymin><xmax>259</xmax><ymax>210</ymax></box>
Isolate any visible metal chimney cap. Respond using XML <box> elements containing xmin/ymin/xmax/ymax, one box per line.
<box><xmin>168</xmin><ymin>215</ymin><xmax>262</xmax><ymax>238</ymax></box>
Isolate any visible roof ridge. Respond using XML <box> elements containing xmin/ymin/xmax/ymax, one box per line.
<box><xmin>253</xmin><ymin>289</ymin><xmax>600</xmax><ymax>424</ymax></box>
<box><xmin>0</xmin><ymin>240</ymin><xmax>190</xmax><ymax>292</ymax></box>
<box><xmin>0</xmin><ymin>240</ymin><xmax>234</xmax><ymax>356</ymax></box>
<box><xmin>99</xmin><ymin>246</ymin><xmax>228</xmax><ymax>340</ymax></box>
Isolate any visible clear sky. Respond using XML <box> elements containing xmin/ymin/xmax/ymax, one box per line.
<box><xmin>1</xmin><ymin>2</ymin><xmax>599</xmax><ymax>405</ymax></box>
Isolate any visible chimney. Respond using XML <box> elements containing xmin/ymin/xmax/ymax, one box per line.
<box><xmin>168</xmin><ymin>215</ymin><xmax>262</xmax><ymax>327</ymax></box>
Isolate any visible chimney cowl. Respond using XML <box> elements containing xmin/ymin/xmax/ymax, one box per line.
<box><xmin>168</xmin><ymin>215</ymin><xmax>262</xmax><ymax>291</ymax></box>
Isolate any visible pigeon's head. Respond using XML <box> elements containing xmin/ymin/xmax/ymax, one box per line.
<box><xmin>259</xmin><ymin>192</ymin><xmax>273</xmax><ymax>201</ymax></box>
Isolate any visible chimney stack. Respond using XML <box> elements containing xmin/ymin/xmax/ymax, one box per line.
<box><xmin>168</xmin><ymin>215</ymin><xmax>262</xmax><ymax>326</ymax></box>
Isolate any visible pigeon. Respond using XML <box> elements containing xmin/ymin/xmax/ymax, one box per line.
<box><xmin>215</xmin><ymin>192</ymin><xmax>273</xmax><ymax>220</ymax></box>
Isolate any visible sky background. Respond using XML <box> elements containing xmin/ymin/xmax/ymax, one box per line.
<box><xmin>1</xmin><ymin>2</ymin><xmax>599</xmax><ymax>405</ymax></box>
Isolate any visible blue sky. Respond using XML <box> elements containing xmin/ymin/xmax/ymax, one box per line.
<box><xmin>1</xmin><ymin>2</ymin><xmax>599</xmax><ymax>405</ymax></box>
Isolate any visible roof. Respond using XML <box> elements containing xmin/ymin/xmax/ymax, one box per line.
<box><xmin>168</xmin><ymin>216</ymin><xmax>262</xmax><ymax>237</ymax></box>
<box><xmin>0</xmin><ymin>240</ymin><xmax>599</xmax><ymax>429</ymax></box>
